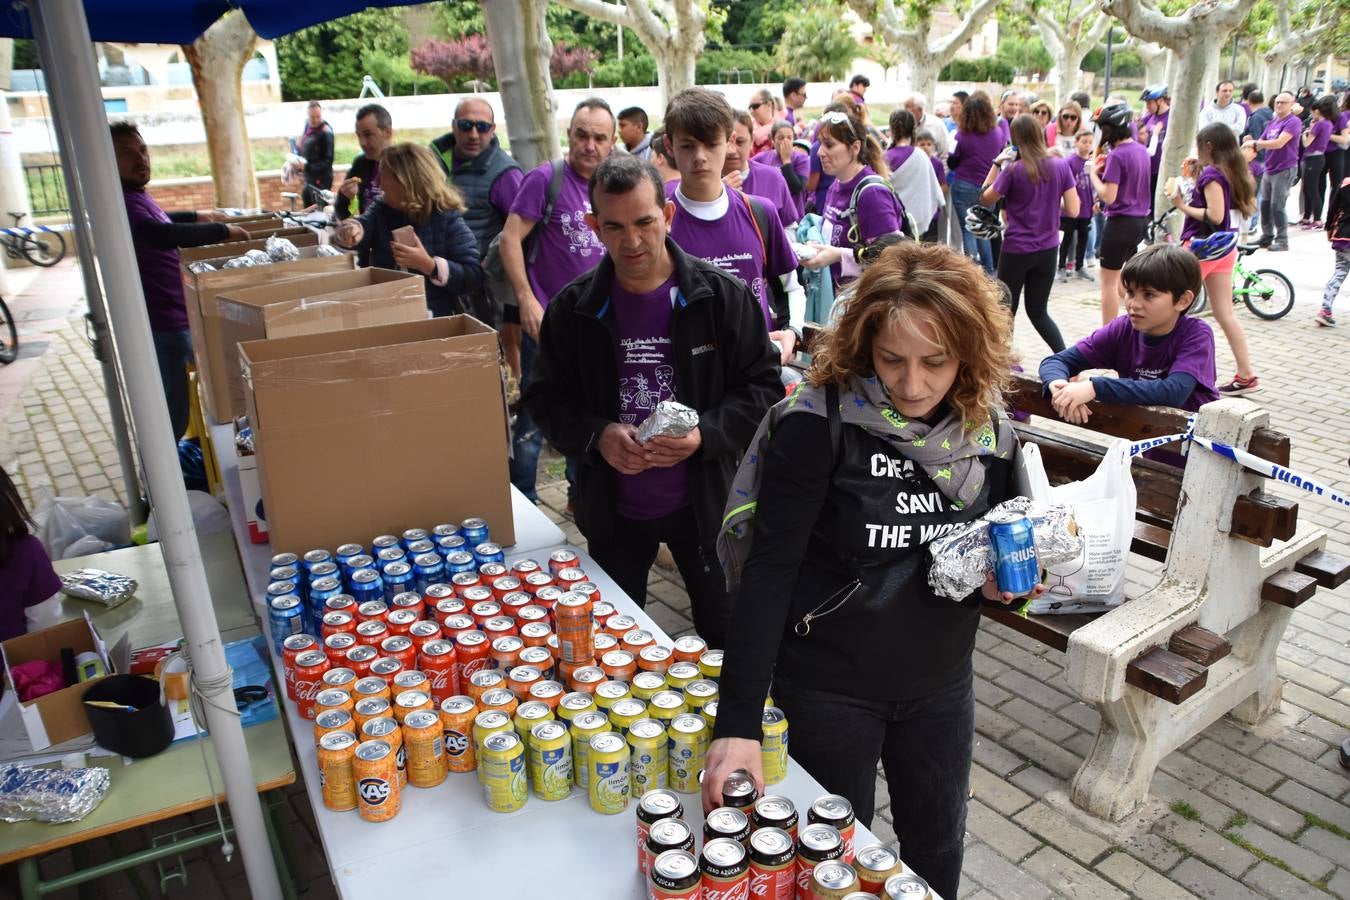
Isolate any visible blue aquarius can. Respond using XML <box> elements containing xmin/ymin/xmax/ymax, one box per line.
<box><xmin>435</xmin><ymin>534</ymin><xmax>467</xmax><ymax>560</ymax></box>
<box><xmin>382</xmin><ymin>560</ymin><xmax>414</xmax><ymax>601</ymax></box>
<box><xmin>370</xmin><ymin>534</ymin><xmax>400</xmax><ymax>556</ymax></box>
<box><xmin>401</xmin><ymin>528</ymin><xmax>430</xmax><ymax>550</ymax></box>
<box><xmin>989</xmin><ymin>512</ymin><xmax>1040</xmax><ymax>597</ymax></box>
<box><xmin>460</xmin><ymin>517</ymin><xmax>490</xmax><ymax>546</ymax></box>
<box><xmin>376</xmin><ymin>546</ymin><xmax>407</xmax><ymax>569</ymax></box>
<box><xmin>266</xmin><ymin>580</ymin><xmax>298</xmax><ymax>611</ymax></box>
<box><xmin>445</xmin><ymin>550</ymin><xmax>477</xmax><ymax>576</ymax></box>
<box><xmin>334</xmin><ymin>543</ymin><xmax>365</xmax><ymax>570</ymax></box>
<box><xmin>406</xmin><ymin>539</ymin><xmax>436</xmax><ymax>558</ymax></box>
<box><xmin>269</xmin><ymin>565</ymin><xmax>303</xmax><ymax>597</ymax></box>
<box><xmin>308</xmin><ymin>576</ymin><xmax>345</xmax><ymax>630</ymax></box>
<box><xmin>473</xmin><ymin>542</ymin><xmax>505</xmax><ymax>566</ymax></box>
<box><xmin>349</xmin><ymin>567</ymin><xmax>384</xmax><ymax>605</ymax></box>
<box><xmin>343</xmin><ymin>553</ymin><xmax>376</xmax><ymax>582</ymax></box>
<box><xmin>307</xmin><ymin>561</ymin><xmax>341</xmax><ymax>596</ymax></box>
<box><xmin>432</xmin><ymin>523</ymin><xmax>461</xmax><ymax>539</ymax></box>
<box><xmin>412</xmin><ymin>552</ymin><xmax>446</xmax><ymax>593</ymax></box>
<box><xmin>270</xmin><ymin>552</ymin><xmax>299</xmax><ymax>569</ymax></box>
<box><xmin>268</xmin><ymin>593</ymin><xmax>305</xmax><ymax>651</ymax></box>
<box><xmin>301</xmin><ymin>548</ymin><xmax>332</xmax><ymax>574</ymax></box>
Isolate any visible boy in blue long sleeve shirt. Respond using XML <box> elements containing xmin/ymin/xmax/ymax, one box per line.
<box><xmin>1040</xmin><ymin>244</ymin><xmax>1219</xmax><ymax>426</ymax></box>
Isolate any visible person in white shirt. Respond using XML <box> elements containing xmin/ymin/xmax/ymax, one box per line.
<box><xmin>1199</xmin><ymin>80</ymin><xmax>1248</xmax><ymax>136</ymax></box>
<box><xmin>904</xmin><ymin>92</ymin><xmax>949</xmax><ymax>158</ymax></box>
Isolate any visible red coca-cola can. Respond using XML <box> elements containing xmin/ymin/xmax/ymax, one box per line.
<box><xmin>434</xmin><ymin>596</ymin><xmax>466</xmax><ymax>621</ymax></box>
<box><xmin>424</xmin><ymin>583</ymin><xmax>456</xmax><ymax>617</ymax></box>
<box><xmin>389</xmin><ymin>591</ymin><xmax>422</xmax><ymax>614</ymax></box>
<box><xmin>408</xmin><ymin>619</ymin><xmax>443</xmax><ymax>653</ymax></box>
<box><xmin>292</xmin><ymin>650</ymin><xmax>331</xmax><ymax>719</ymax></box>
<box><xmin>500</xmin><ymin>591</ymin><xmax>534</xmax><ymax>621</ymax></box>
<box><xmin>483</xmin><ymin>616</ymin><xmax>519</xmax><ymax>641</ymax></box>
<box><xmin>450</xmin><ymin>571</ymin><xmax>480</xmax><ymax>591</ymax></box>
<box><xmin>478</xmin><ymin>562</ymin><xmax>508</xmax><ymax>583</ymax></box>
<box><xmin>369</xmin><ymin>656</ymin><xmax>404</xmax><ymax>684</ymax></box>
<box><xmin>556</xmin><ymin>567</ymin><xmax>588</xmax><ymax>591</ymax></box>
<box><xmin>345</xmin><ymin>644</ymin><xmax>378</xmax><ymax>679</ymax></box>
<box><xmin>321</xmin><ymin>610</ymin><xmax>356</xmax><ymax>639</ymax></box>
<box><xmin>385</xmin><ymin>608</ymin><xmax>418</xmax><ymax>636</ymax></box>
<box><xmin>324</xmin><ymin>594</ymin><xmax>357</xmax><ymax>614</ymax></box>
<box><xmin>380</xmin><ymin>634</ymin><xmax>417</xmax><ymax>671</ymax></box>
<box><xmin>490</xmin><ymin>576</ymin><xmax>523</xmax><ymax>601</ymax></box>
<box><xmin>282</xmin><ymin>634</ymin><xmax>320</xmax><ymax>701</ymax></box>
<box><xmin>356</xmin><ymin>600</ymin><xmax>389</xmax><ymax>623</ymax></box>
<box><xmin>524</xmin><ymin>570</ymin><xmax>555</xmax><ymax>594</ymax></box>
<box><xmin>455</xmin><ymin>629</ymin><xmax>491</xmax><ymax>682</ymax></box>
<box><xmin>468</xmin><ymin>597</ymin><xmax>501</xmax><ymax>627</ymax></box>
<box><xmin>418</xmin><ymin>639</ymin><xmax>460</xmax><ymax>702</ymax></box>
<box><xmin>533</xmin><ymin>586</ymin><xmax>563</xmax><ymax>614</ymax></box>
<box><xmin>572</xmin><ymin>581</ymin><xmax>602</xmax><ymax>605</ymax></box>
<box><xmin>548</xmin><ymin>548</ymin><xmax>579</xmax><ymax>575</ymax></box>
<box><xmin>511</xmin><ymin>558</ymin><xmax>542</xmax><ymax>578</ymax></box>
<box><xmin>355</xmin><ymin>619</ymin><xmax>389</xmax><ymax>648</ymax></box>
<box><xmin>441</xmin><ymin>612</ymin><xmax>477</xmax><ymax>641</ymax></box>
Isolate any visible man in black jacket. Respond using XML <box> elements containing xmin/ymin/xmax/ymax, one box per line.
<box><xmin>298</xmin><ymin>101</ymin><xmax>335</xmax><ymax>195</ymax></box>
<box><xmin>522</xmin><ymin>154</ymin><xmax>781</xmax><ymax>648</ymax></box>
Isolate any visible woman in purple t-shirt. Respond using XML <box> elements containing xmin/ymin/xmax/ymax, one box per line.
<box><xmin>948</xmin><ymin>92</ymin><xmax>1005</xmax><ymax>273</ymax></box>
<box><xmin>1172</xmin><ymin>123</ymin><xmax>1260</xmax><ymax>396</ymax></box>
<box><xmin>981</xmin><ymin>115</ymin><xmax>1079</xmax><ymax>352</ymax></box>
<box><xmin>1</xmin><ymin>468</ymin><xmax>61</xmax><ymax>643</ymax></box>
<box><xmin>1090</xmin><ymin>102</ymin><xmax>1152</xmax><ymax>325</ymax></box>
<box><xmin>1299</xmin><ymin>97</ymin><xmax>1336</xmax><ymax>228</ymax></box>
<box><xmin>802</xmin><ymin>110</ymin><xmax>903</xmax><ymax>286</ymax></box>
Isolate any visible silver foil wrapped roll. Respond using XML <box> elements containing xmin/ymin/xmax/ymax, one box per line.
<box><xmin>315</xmin><ymin>244</ymin><xmax>345</xmax><ymax>257</ymax></box>
<box><xmin>636</xmin><ymin>400</ymin><xmax>700</xmax><ymax>443</ymax></box>
<box><xmin>0</xmin><ymin>764</ymin><xmax>111</xmax><ymax>823</ymax></box>
<box><xmin>927</xmin><ymin>498</ymin><xmax>1081</xmax><ymax>601</ymax></box>
<box><xmin>243</xmin><ymin>249</ymin><xmax>273</xmax><ymax>266</ymax></box>
<box><xmin>186</xmin><ymin>260</ymin><xmax>216</xmax><ymax>274</ymax></box>
<box><xmin>264</xmin><ymin>235</ymin><xmax>300</xmax><ymax>262</ymax></box>
<box><xmin>220</xmin><ymin>254</ymin><xmax>256</xmax><ymax>269</ymax></box>
<box><xmin>59</xmin><ymin>568</ymin><xmax>139</xmax><ymax>608</ymax></box>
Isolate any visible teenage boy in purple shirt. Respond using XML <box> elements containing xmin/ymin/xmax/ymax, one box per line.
<box><xmin>1246</xmin><ymin>91</ymin><xmax>1302</xmax><ymax>251</ymax></box>
<box><xmin>521</xmin><ymin>155</ymin><xmax>780</xmax><ymax>649</ymax></box>
<box><xmin>1040</xmin><ymin>244</ymin><xmax>1218</xmax><ymax>464</ymax></box>
<box><xmin>113</xmin><ymin>122</ymin><xmax>247</xmax><ymax>439</ymax></box>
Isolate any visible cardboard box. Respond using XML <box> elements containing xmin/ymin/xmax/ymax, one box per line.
<box><xmin>240</xmin><ymin>317</ymin><xmax>515</xmax><ymax>553</ymax></box>
<box><xmin>179</xmin><ymin>228</ymin><xmax>317</xmax><ymax>264</ymax></box>
<box><xmin>215</xmin><ymin>268</ymin><xmax>427</xmax><ymax>419</ymax></box>
<box><xmin>0</xmin><ymin>613</ymin><xmax>112</xmax><ymax>750</ymax></box>
<box><xmin>181</xmin><ymin>245</ymin><xmax>355</xmax><ymax>422</ymax></box>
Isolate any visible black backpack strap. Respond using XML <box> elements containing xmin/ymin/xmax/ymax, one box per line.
<box><xmin>526</xmin><ymin>159</ymin><xmax>566</xmax><ymax>266</ymax></box>
<box><xmin>739</xmin><ymin>190</ymin><xmax>791</xmax><ymax>329</ymax></box>
<box><xmin>845</xmin><ymin>174</ymin><xmax>895</xmax><ymax>249</ymax></box>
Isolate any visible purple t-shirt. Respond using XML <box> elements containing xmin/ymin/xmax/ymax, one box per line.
<box><xmin>1</xmin><ymin>535</ymin><xmax>61</xmax><ymax>642</ymax></box>
<box><xmin>993</xmin><ymin>157</ymin><xmax>1075</xmax><ymax>254</ymax></box>
<box><xmin>1335</xmin><ymin>111</ymin><xmax>1350</xmax><ymax>152</ymax></box>
<box><xmin>809</xmin><ymin>141</ymin><xmax>835</xmax><ymax>215</ymax></box>
<box><xmin>508</xmin><ymin>161</ymin><xmax>605</xmax><ymax>306</ymax></box>
<box><xmin>1075</xmin><ymin>315</ymin><xmax>1219</xmax><ymax>412</ymax></box>
<box><xmin>1261</xmin><ymin>114</ymin><xmax>1302</xmax><ymax>174</ymax></box>
<box><xmin>949</xmin><ymin>128</ymin><xmax>1006</xmax><ymax>185</ymax></box>
<box><xmin>612</xmin><ymin>274</ymin><xmax>688</xmax><ymax>520</ymax></box>
<box><xmin>669</xmin><ymin>189</ymin><xmax>797</xmax><ymax>330</ymax></box>
<box><xmin>743</xmin><ymin>162</ymin><xmax>799</xmax><ymax>228</ymax></box>
<box><xmin>884</xmin><ymin>145</ymin><xmax>916</xmax><ymax>173</ymax></box>
<box><xmin>1144</xmin><ymin>110</ymin><xmax>1169</xmax><ymax>177</ymax></box>
<box><xmin>1306</xmin><ymin>117</ymin><xmax>1333</xmax><ymax>154</ymax></box>
<box><xmin>1180</xmin><ymin>165</ymin><xmax>1233</xmax><ymax>242</ymax></box>
<box><xmin>124</xmin><ymin>188</ymin><xmax>190</xmax><ymax>332</ymax></box>
<box><xmin>823</xmin><ymin>167</ymin><xmax>903</xmax><ymax>282</ymax></box>
<box><xmin>751</xmin><ymin>149</ymin><xmax>809</xmax><ymax>220</ymax></box>
<box><xmin>929</xmin><ymin>154</ymin><xmax>946</xmax><ymax>187</ymax></box>
<box><xmin>488</xmin><ymin>167</ymin><xmax>525</xmax><ymax>217</ymax></box>
<box><xmin>1102</xmin><ymin>141</ymin><xmax>1152</xmax><ymax>217</ymax></box>
<box><xmin>1066</xmin><ymin>154</ymin><xmax>1093</xmax><ymax>219</ymax></box>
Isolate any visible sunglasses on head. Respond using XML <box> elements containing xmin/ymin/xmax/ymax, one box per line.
<box><xmin>456</xmin><ymin>119</ymin><xmax>493</xmax><ymax>134</ymax></box>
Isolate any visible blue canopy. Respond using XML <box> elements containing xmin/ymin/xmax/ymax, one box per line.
<box><xmin>0</xmin><ymin>0</ymin><xmax>417</xmax><ymax>43</ymax></box>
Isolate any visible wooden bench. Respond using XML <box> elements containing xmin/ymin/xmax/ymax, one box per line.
<box><xmin>989</xmin><ymin>372</ymin><xmax>1348</xmax><ymax>820</ymax></box>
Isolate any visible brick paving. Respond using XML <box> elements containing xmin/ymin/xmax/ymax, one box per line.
<box><xmin>1</xmin><ymin>220</ymin><xmax>1347</xmax><ymax>898</ymax></box>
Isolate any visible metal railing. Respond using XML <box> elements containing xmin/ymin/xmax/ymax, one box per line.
<box><xmin>25</xmin><ymin>163</ymin><xmax>70</xmax><ymax>216</ymax></box>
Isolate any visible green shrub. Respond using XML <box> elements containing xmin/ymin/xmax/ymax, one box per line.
<box><xmin>940</xmin><ymin>57</ymin><xmax>1016</xmax><ymax>85</ymax></box>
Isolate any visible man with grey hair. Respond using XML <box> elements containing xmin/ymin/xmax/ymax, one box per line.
<box><xmin>904</xmin><ymin>92</ymin><xmax>948</xmax><ymax>157</ymax></box>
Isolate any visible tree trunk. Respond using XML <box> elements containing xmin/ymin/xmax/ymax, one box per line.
<box><xmin>1153</xmin><ymin>41</ymin><xmax>1219</xmax><ymax>217</ymax></box>
<box><xmin>651</xmin><ymin>42</ymin><xmax>697</xmax><ymax>106</ymax></box>
<box><xmin>1136</xmin><ymin>43</ymin><xmax>1168</xmax><ymax>88</ymax></box>
<box><xmin>1201</xmin><ymin>41</ymin><xmax>1223</xmax><ymax>101</ymax></box>
<box><xmin>908</xmin><ymin>52</ymin><xmax>942</xmax><ymax>108</ymax></box>
<box><xmin>484</xmin><ymin>0</ymin><xmax>558</xmax><ymax>170</ymax></box>
<box><xmin>182</xmin><ymin>12</ymin><xmax>257</xmax><ymax>208</ymax></box>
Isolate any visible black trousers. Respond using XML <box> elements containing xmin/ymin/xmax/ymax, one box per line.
<box><xmin>997</xmin><ymin>246</ymin><xmax>1065</xmax><ymax>352</ymax></box>
<box><xmin>586</xmin><ymin>506</ymin><xmax>730</xmax><ymax>649</ymax></box>
<box><xmin>1324</xmin><ymin>151</ymin><xmax>1346</xmax><ymax>221</ymax></box>
<box><xmin>1301</xmin><ymin>154</ymin><xmax>1327</xmax><ymax>221</ymax></box>
<box><xmin>1059</xmin><ymin>217</ymin><xmax>1090</xmax><ymax>271</ymax></box>
<box><xmin>774</xmin><ymin>670</ymin><xmax>975</xmax><ymax>900</ymax></box>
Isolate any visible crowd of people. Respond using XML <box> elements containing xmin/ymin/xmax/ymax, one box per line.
<box><xmin>107</xmin><ymin>71</ymin><xmax>1350</xmax><ymax>900</ymax></box>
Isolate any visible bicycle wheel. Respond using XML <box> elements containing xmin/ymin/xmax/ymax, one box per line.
<box><xmin>1189</xmin><ymin>282</ymin><xmax>1210</xmax><ymax>315</ymax></box>
<box><xmin>21</xmin><ymin>230</ymin><xmax>65</xmax><ymax>267</ymax></box>
<box><xmin>0</xmin><ymin>297</ymin><xmax>17</xmax><ymax>364</ymax></box>
<box><xmin>1241</xmin><ymin>268</ymin><xmax>1295</xmax><ymax>320</ymax></box>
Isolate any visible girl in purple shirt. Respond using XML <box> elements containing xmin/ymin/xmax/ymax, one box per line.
<box><xmin>947</xmin><ymin>91</ymin><xmax>1004</xmax><ymax>273</ymax></box>
<box><xmin>1</xmin><ymin>468</ymin><xmax>60</xmax><ymax>643</ymax></box>
<box><xmin>981</xmin><ymin>115</ymin><xmax>1080</xmax><ymax>352</ymax></box>
<box><xmin>1300</xmin><ymin>97</ymin><xmax>1336</xmax><ymax>228</ymax></box>
<box><xmin>802</xmin><ymin>110</ymin><xmax>903</xmax><ymax>286</ymax></box>
<box><xmin>1171</xmin><ymin>123</ymin><xmax>1260</xmax><ymax>396</ymax></box>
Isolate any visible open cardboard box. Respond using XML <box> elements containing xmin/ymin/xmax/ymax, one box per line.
<box><xmin>215</xmin><ymin>268</ymin><xmax>426</xmax><ymax>419</ymax></box>
<box><xmin>240</xmin><ymin>316</ymin><xmax>515</xmax><ymax>553</ymax></box>
<box><xmin>179</xmin><ymin>227</ymin><xmax>317</xmax><ymax>263</ymax></box>
<box><xmin>181</xmin><ymin>243</ymin><xmax>355</xmax><ymax>423</ymax></box>
<box><xmin>0</xmin><ymin>612</ymin><xmax>129</xmax><ymax>751</ymax></box>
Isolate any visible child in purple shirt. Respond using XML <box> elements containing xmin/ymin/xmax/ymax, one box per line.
<box><xmin>1</xmin><ymin>468</ymin><xmax>61</xmax><ymax>643</ymax></box>
<box><xmin>1059</xmin><ymin>131</ymin><xmax>1096</xmax><ymax>279</ymax></box>
<box><xmin>1300</xmin><ymin>97</ymin><xmax>1336</xmax><ymax>228</ymax></box>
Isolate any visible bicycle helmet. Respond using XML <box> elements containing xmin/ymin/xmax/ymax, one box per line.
<box><xmin>1140</xmin><ymin>84</ymin><xmax>1170</xmax><ymax>102</ymax></box>
<box><xmin>1189</xmin><ymin>230</ymin><xmax>1239</xmax><ymax>261</ymax></box>
<box><xmin>1094</xmin><ymin>102</ymin><xmax>1135</xmax><ymax>146</ymax></box>
<box><xmin>964</xmin><ymin>205</ymin><xmax>1004</xmax><ymax>240</ymax></box>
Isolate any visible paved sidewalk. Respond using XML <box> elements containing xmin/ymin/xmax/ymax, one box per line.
<box><xmin>0</xmin><ymin>223</ymin><xmax>1346</xmax><ymax>898</ymax></box>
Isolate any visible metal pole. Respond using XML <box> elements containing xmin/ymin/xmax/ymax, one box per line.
<box><xmin>1102</xmin><ymin>27</ymin><xmax>1114</xmax><ymax>101</ymax></box>
<box><xmin>28</xmin><ymin>3</ymin><xmax>282</xmax><ymax>898</ymax></box>
<box><xmin>39</xmin><ymin>69</ymin><xmax>147</xmax><ymax>524</ymax></box>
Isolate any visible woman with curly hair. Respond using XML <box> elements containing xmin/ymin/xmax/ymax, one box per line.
<box><xmin>705</xmin><ymin>240</ymin><xmax>1037</xmax><ymax>900</ymax></box>
<box><xmin>336</xmin><ymin>142</ymin><xmax>483</xmax><ymax>319</ymax></box>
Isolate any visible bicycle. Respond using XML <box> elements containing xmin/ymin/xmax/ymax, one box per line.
<box><xmin>1188</xmin><ymin>244</ymin><xmax>1295</xmax><ymax>319</ymax></box>
<box><xmin>0</xmin><ymin>294</ymin><xmax>17</xmax><ymax>364</ymax></box>
<box><xmin>2</xmin><ymin>211</ymin><xmax>66</xmax><ymax>267</ymax></box>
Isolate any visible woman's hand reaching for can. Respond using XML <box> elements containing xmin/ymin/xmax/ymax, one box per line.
<box><xmin>702</xmin><ymin>737</ymin><xmax>764</xmax><ymax>814</ymax></box>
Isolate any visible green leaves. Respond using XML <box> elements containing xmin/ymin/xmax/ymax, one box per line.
<box><xmin>778</xmin><ymin>4</ymin><xmax>857</xmax><ymax>81</ymax></box>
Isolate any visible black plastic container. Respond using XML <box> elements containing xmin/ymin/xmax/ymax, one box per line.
<box><xmin>82</xmin><ymin>675</ymin><xmax>174</xmax><ymax>758</ymax></box>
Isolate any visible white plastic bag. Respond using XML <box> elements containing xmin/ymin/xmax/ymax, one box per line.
<box><xmin>32</xmin><ymin>490</ymin><xmax>130</xmax><ymax>560</ymax></box>
<box><xmin>145</xmin><ymin>491</ymin><xmax>232</xmax><ymax>541</ymax></box>
<box><xmin>1020</xmin><ymin>439</ymin><xmax>1136</xmax><ymax>614</ymax></box>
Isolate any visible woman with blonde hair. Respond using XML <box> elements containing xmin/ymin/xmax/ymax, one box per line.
<box><xmin>336</xmin><ymin>142</ymin><xmax>483</xmax><ymax>318</ymax></box>
<box><xmin>706</xmin><ymin>240</ymin><xmax>1036</xmax><ymax>900</ymax></box>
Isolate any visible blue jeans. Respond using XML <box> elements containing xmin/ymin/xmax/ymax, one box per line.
<box><xmin>152</xmin><ymin>329</ymin><xmax>193</xmax><ymax>439</ymax></box>
<box><xmin>773</xmin><ymin>669</ymin><xmax>975</xmax><ymax>900</ymax></box>
<box><xmin>1087</xmin><ymin>211</ymin><xmax>1105</xmax><ymax>260</ymax></box>
<box><xmin>509</xmin><ymin>334</ymin><xmax>575</xmax><ymax>503</ymax></box>
<box><xmin>950</xmin><ymin>180</ymin><xmax>993</xmax><ymax>272</ymax></box>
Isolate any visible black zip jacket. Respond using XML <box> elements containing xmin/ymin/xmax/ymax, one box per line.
<box><xmin>521</xmin><ymin>238</ymin><xmax>781</xmax><ymax>549</ymax></box>
<box><xmin>713</xmin><ymin>412</ymin><xmax>1017</xmax><ymax>743</ymax></box>
<box><xmin>1326</xmin><ymin>181</ymin><xmax>1350</xmax><ymax>243</ymax></box>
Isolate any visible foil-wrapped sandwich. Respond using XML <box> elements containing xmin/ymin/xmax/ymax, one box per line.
<box><xmin>927</xmin><ymin>498</ymin><xmax>1081</xmax><ymax>601</ymax></box>
<box><xmin>636</xmin><ymin>400</ymin><xmax>700</xmax><ymax>444</ymax></box>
